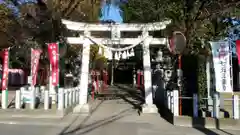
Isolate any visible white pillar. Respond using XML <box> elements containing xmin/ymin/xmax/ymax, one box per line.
<box><xmin>15</xmin><ymin>90</ymin><xmax>21</xmax><ymax>109</ymax></box>
<box><xmin>74</xmin><ymin>31</ymin><xmax>91</xmax><ymax>113</ymax></box>
<box><xmin>64</xmin><ymin>89</ymin><xmax>69</xmax><ymax>108</ymax></box>
<box><xmin>75</xmin><ymin>87</ymin><xmax>78</xmax><ymax>104</ymax></box>
<box><xmin>133</xmin><ymin>67</ymin><xmax>136</xmax><ymax>86</ymax></box>
<box><xmin>73</xmin><ymin>88</ymin><xmax>76</xmax><ymax>104</ymax></box>
<box><xmin>76</xmin><ymin>87</ymin><xmax>80</xmax><ymax>104</ymax></box>
<box><xmin>30</xmin><ymin>86</ymin><xmax>35</xmax><ymax>110</ymax></box>
<box><xmin>173</xmin><ymin>90</ymin><xmax>179</xmax><ymax>116</ymax></box>
<box><xmin>1</xmin><ymin>90</ymin><xmax>8</xmax><ymax>109</ymax></box>
<box><xmin>40</xmin><ymin>86</ymin><xmax>45</xmax><ymax>103</ymax></box>
<box><xmin>44</xmin><ymin>90</ymin><xmax>49</xmax><ymax>110</ymax></box>
<box><xmin>69</xmin><ymin>88</ymin><xmax>73</xmax><ymax>106</ymax></box>
<box><xmin>213</xmin><ymin>93</ymin><xmax>220</xmax><ymax>118</ymax></box>
<box><xmin>141</xmin><ymin>31</ymin><xmax>157</xmax><ymax>113</ymax></box>
<box><xmin>35</xmin><ymin>87</ymin><xmax>40</xmax><ymax>98</ymax></box>
<box><xmin>20</xmin><ymin>87</ymin><xmax>25</xmax><ymax>105</ymax></box>
<box><xmin>233</xmin><ymin>95</ymin><xmax>239</xmax><ymax>119</ymax></box>
<box><xmin>170</xmin><ymin>91</ymin><xmax>174</xmax><ymax>113</ymax></box>
<box><xmin>167</xmin><ymin>91</ymin><xmax>171</xmax><ymax>110</ymax></box>
<box><xmin>58</xmin><ymin>88</ymin><xmax>64</xmax><ymax>110</ymax></box>
<box><xmin>49</xmin><ymin>66</ymin><xmax>56</xmax><ymax>104</ymax></box>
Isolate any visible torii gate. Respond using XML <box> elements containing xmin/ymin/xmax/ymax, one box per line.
<box><xmin>61</xmin><ymin>19</ymin><xmax>171</xmax><ymax>113</ymax></box>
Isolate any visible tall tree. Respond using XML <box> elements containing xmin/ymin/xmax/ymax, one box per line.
<box><xmin>0</xmin><ymin>0</ymin><xmax>102</xmax><ymax>64</ymax></box>
<box><xmin>123</xmin><ymin>0</ymin><xmax>240</xmax><ymax>53</ymax></box>
<box><xmin>123</xmin><ymin>0</ymin><xmax>240</xmax><ymax>104</ymax></box>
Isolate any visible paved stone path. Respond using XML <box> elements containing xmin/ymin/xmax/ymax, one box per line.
<box><xmin>58</xmin><ymin>100</ymin><xmax>240</xmax><ymax>135</ymax></box>
<box><xmin>0</xmin><ymin>100</ymin><xmax>238</xmax><ymax>135</ymax></box>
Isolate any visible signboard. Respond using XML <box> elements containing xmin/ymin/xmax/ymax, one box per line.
<box><xmin>168</xmin><ymin>31</ymin><xmax>186</xmax><ymax>55</ymax></box>
<box><xmin>210</xmin><ymin>41</ymin><xmax>232</xmax><ymax>93</ymax></box>
<box><xmin>21</xmin><ymin>87</ymin><xmax>31</xmax><ymax>103</ymax></box>
<box><xmin>20</xmin><ymin>86</ymin><xmax>40</xmax><ymax>104</ymax></box>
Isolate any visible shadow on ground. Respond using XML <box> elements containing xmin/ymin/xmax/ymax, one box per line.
<box><xmin>59</xmin><ymin>107</ymin><xmax>134</xmax><ymax>135</ymax></box>
<box><xmin>158</xmin><ymin>105</ymin><xmax>234</xmax><ymax>135</ymax></box>
<box><xmin>114</xmin><ymin>84</ymin><xmax>144</xmax><ymax>112</ymax></box>
<box><xmin>58</xmin><ymin>84</ymin><xmax>143</xmax><ymax>135</ymax></box>
<box><xmin>97</xmin><ymin>84</ymin><xmax>144</xmax><ymax>113</ymax></box>
<box><xmin>192</xmin><ymin>118</ymin><xmax>234</xmax><ymax>135</ymax></box>
<box><xmin>58</xmin><ymin>100</ymin><xmax>104</xmax><ymax>135</ymax></box>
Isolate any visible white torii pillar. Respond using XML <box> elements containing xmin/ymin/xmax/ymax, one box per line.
<box><xmin>142</xmin><ymin>31</ymin><xmax>158</xmax><ymax>113</ymax></box>
<box><xmin>73</xmin><ymin>30</ymin><xmax>91</xmax><ymax>113</ymax></box>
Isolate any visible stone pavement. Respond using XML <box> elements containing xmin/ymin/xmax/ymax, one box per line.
<box><xmin>57</xmin><ymin>100</ymin><xmax>240</xmax><ymax>135</ymax></box>
<box><xmin>0</xmin><ymin>124</ymin><xmax>60</xmax><ymax>135</ymax></box>
<box><xmin>0</xmin><ymin>99</ymin><xmax>239</xmax><ymax>135</ymax></box>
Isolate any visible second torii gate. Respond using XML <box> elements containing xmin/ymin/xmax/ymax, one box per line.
<box><xmin>61</xmin><ymin>19</ymin><xmax>171</xmax><ymax>113</ymax></box>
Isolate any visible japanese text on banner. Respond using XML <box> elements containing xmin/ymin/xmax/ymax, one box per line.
<box><xmin>47</xmin><ymin>43</ymin><xmax>59</xmax><ymax>86</ymax></box>
<box><xmin>31</xmin><ymin>49</ymin><xmax>42</xmax><ymax>86</ymax></box>
<box><xmin>210</xmin><ymin>41</ymin><xmax>232</xmax><ymax>93</ymax></box>
<box><xmin>1</xmin><ymin>49</ymin><xmax>9</xmax><ymax>91</ymax></box>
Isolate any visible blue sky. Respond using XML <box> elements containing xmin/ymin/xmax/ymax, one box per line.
<box><xmin>99</xmin><ymin>0</ymin><xmax>127</xmax><ymax>23</ymax></box>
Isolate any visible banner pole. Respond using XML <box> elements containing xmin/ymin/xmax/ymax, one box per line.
<box><xmin>48</xmin><ymin>45</ymin><xmax>54</xmax><ymax>104</ymax></box>
<box><xmin>57</xmin><ymin>42</ymin><xmax>60</xmax><ymax>103</ymax></box>
<box><xmin>30</xmin><ymin>49</ymin><xmax>36</xmax><ymax>109</ymax></box>
<box><xmin>178</xmin><ymin>55</ymin><xmax>182</xmax><ymax>116</ymax></box>
<box><xmin>49</xmin><ymin>58</ymin><xmax>55</xmax><ymax>104</ymax></box>
<box><xmin>229</xmin><ymin>40</ymin><xmax>233</xmax><ymax>94</ymax></box>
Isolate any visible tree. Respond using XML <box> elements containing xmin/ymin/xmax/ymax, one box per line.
<box><xmin>0</xmin><ymin>0</ymin><xmax>106</xmax><ymax>88</ymax></box>
<box><xmin>123</xmin><ymin>0</ymin><xmax>240</xmax><ymax>53</ymax></box>
<box><xmin>123</xmin><ymin>0</ymin><xmax>240</xmax><ymax>107</ymax></box>
<box><xmin>0</xmin><ymin>0</ymin><xmax>102</xmax><ymax>61</ymax></box>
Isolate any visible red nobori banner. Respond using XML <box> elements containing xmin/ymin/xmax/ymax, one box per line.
<box><xmin>1</xmin><ymin>49</ymin><xmax>9</xmax><ymax>91</ymax></box>
<box><xmin>31</xmin><ymin>49</ymin><xmax>42</xmax><ymax>86</ymax></box>
<box><xmin>47</xmin><ymin>43</ymin><xmax>59</xmax><ymax>86</ymax></box>
<box><xmin>236</xmin><ymin>40</ymin><xmax>240</xmax><ymax>65</ymax></box>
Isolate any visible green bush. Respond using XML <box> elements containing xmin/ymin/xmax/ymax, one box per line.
<box><xmin>197</xmin><ymin>55</ymin><xmax>207</xmax><ymax>108</ymax></box>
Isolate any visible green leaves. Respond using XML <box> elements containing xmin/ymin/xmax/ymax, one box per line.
<box><xmin>123</xmin><ymin>0</ymin><xmax>239</xmax><ymax>102</ymax></box>
<box><xmin>124</xmin><ymin>0</ymin><xmax>239</xmax><ymax>55</ymax></box>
